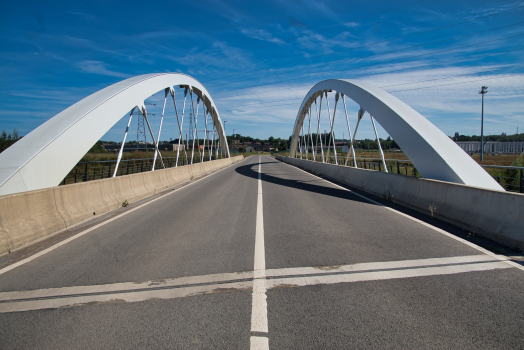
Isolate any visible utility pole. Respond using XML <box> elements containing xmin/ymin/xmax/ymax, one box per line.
<box><xmin>479</xmin><ymin>86</ymin><xmax>488</xmax><ymax>161</ymax></box>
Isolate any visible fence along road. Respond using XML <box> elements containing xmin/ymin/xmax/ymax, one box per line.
<box><xmin>0</xmin><ymin>156</ymin><xmax>523</xmax><ymax>348</ymax></box>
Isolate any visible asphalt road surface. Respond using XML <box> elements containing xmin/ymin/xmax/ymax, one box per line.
<box><xmin>1</xmin><ymin>155</ymin><xmax>523</xmax><ymax>349</ymax></box>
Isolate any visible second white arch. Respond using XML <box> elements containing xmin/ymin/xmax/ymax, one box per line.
<box><xmin>289</xmin><ymin>79</ymin><xmax>503</xmax><ymax>191</ymax></box>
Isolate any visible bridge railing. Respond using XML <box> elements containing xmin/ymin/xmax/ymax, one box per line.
<box><xmin>59</xmin><ymin>153</ymin><xmax>225</xmax><ymax>186</ymax></box>
<box><xmin>297</xmin><ymin>154</ymin><xmax>524</xmax><ymax>193</ymax></box>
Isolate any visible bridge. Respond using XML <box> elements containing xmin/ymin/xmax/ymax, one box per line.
<box><xmin>0</xmin><ymin>74</ymin><xmax>523</xmax><ymax>348</ymax></box>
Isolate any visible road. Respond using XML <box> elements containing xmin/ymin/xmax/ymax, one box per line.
<box><xmin>0</xmin><ymin>155</ymin><xmax>523</xmax><ymax>349</ymax></box>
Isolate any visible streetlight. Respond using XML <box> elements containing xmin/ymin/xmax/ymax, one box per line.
<box><xmin>479</xmin><ymin>86</ymin><xmax>488</xmax><ymax>161</ymax></box>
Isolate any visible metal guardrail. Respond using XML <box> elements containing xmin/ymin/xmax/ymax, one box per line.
<box><xmin>297</xmin><ymin>154</ymin><xmax>524</xmax><ymax>193</ymax></box>
<box><xmin>60</xmin><ymin>154</ymin><xmax>224</xmax><ymax>186</ymax></box>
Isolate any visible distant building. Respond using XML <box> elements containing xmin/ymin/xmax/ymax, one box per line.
<box><xmin>455</xmin><ymin>141</ymin><xmax>524</xmax><ymax>154</ymax></box>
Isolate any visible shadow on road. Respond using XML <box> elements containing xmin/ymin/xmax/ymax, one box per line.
<box><xmin>235</xmin><ymin>159</ymin><xmax>377</xmax><ymax>206</ymax></box>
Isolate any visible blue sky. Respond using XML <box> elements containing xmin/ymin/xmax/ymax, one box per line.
<box><xmin>0</xmin><ymin>0</ymin><xmax>523</xmax><ymax>142</ymax></box>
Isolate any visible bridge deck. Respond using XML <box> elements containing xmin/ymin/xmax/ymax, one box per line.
<box><xmin>1</xmin><ymin>156</ymin><xmax>523</xmax><ymax>349</ymax></box>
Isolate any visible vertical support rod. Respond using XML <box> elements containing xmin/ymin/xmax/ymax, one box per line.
<box><xmin>152</xmin><ymin>89</ymin><xmax>168</xmax><ymax>171</ymax></box>
<box><xmin>189</xmin><ymin>90</ymin><xmax>197</xmax><ymax>164</ymax></box>
<box><xmin>303</xmin><ymin>122</ymin><xmax>308</xmax><ymax>159</ymax></box>
<box><xmin>194</xmin><ymin>95</ymin><xmax>202</xmax><ymax>162</ymax></box>
<box><xmin>139</xmin><ymin>104</ymin><xmax>165</xmax><ymax>169</ymax></box>
<box><xmin>346</xmin><ymin>108</ymin><xmax>365</xmax><ymax>167</ymax></box>
<box><xmin>215</xmin><ymin>129</ymin><xmax>219</xmax><ymax>159</ymax></box>
<box><xmin>370</xmin><ymin>115</ymin><xmax>388</xmax><ymax>172</ymax></box>
<box><xmin>210</xmin><ymin>125</ymin><xmax>215</xmax><ymax>161</ymax></box>
<box><xmin>298</xmin><ymin>124</ymin><xmax>303</xmax><ymax>159</ymax></box>
<box><xmin>203</xmin><ymin>98</ymin><xmax>208</xmax><ymax>162</ymax></box>
<box><xmin>113</xmin><ymin>107</ymin><xmax>135</xmax><ymax>177</ymax></box>
<box><xmin>325</xmin><ymin>91</ymin><xmax>339</xmax><ymax>165</ymax></box>
<box><xmin>308</xmin><ymin>104</ymin><xmax>314</xmax><ymax>161</ymax></box>
<box><xmin>342</xmin><ymin>95</ymin><xmax>357</xmax><ymax>167</ymax></box>
<box><xmin>171</xmin><ymin>87</ymin><xmax>189</xmax><ymax>167</ymax></box>
<box><xmin>315</xmin><ymin>95</ymin><xmax>325</xmax><ymax>163</ymax></box>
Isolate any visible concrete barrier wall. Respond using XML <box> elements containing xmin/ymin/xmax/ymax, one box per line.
<box><xmin>0</xmin><ymin>156</ymin><xmax>243</xmax><ymax>255</ymax></box>
<box><xmin>277</xmin><ymin>156</ymin><xmax>524</xmax><ymax>251</ymax></box>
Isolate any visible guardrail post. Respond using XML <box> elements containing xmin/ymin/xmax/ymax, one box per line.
<box><xmin>107</xmin><ymin>164</ymin><xmax>112</xmax><ymax>178</ymax></box>
<box><xmin>378</xmin><ymin>162</ymin><xmax>381</xmax><ymax>172</ymax></box>
<box><xmin>397</xmin><ymin>161</ymin><xmax>400</xmax><ymax>174</ymax></box>
<box><xmin>83</xmin><ymin>163</ymin><xmax>88</xmax><ymax>182</ymax></box>
<box><xmin>74</xmin><ymin>168</ymin><xmax>78</xmax><ymax>183</ymax></box>
<box><xmin>519</xmin><ymin>169</ymin><xmax>524</xmax><ymax>193</ymax></box>
<box><xmin>363</xmin><ymin>159</ymin><xmax>366</xmax><ymax>169</ymax></box>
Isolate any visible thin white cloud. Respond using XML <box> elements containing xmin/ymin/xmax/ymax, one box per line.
<box><xmin>240</xmin><ymin>28</ymin><xmax>284</xmax><ymax>44</ymax></box>
<box><xmin>76</xmin><ymin>60</ymin><xmax>130</xmax><ymax>78</ymax></box>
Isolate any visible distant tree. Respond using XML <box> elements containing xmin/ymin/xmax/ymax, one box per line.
<box><xmin>88</xmin><ymin>141</ymin><xmax>107</xmax><ymax>153</ymax></box>
<box><xmin>501</xmin><ymin>156</ymin><xmax>523</xmax><ymax>191</ymax></box>
<box><xmin>0</xmin><ymin>129</ymin><xmax>22</xmax><ymax>153</ymax></box>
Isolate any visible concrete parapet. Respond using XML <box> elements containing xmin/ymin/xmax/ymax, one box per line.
<box><xmin>277</xmin><ymin>156</ymin><xmax>524</xmax><ymax>251</ymax></box>
<box><xmin>0</xmin><ymin>188</ymin><xmax>66</xmax><ymax>254</ymax></box>
<box><xmin>0</xmin><ymin>155</ymin><xmax>244</xmax><ymax>256</ymax></box>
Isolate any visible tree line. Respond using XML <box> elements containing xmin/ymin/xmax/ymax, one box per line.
<box><xmin>453</xmin><ymin>132</ymin><xmax>524</xmax><ymax>142</ymax></box>
<box><xmin>0</xmin><ymin>129</ymin><xmax>21</xmax><ymax>153</ymax></box>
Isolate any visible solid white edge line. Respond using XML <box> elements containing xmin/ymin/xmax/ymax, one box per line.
<box><xmin>277</xmin><ymin>158</ymin><xmax>524</xmax><ymax>272</ymax></box>
<box><xmin>0</xmin><ymin>157</ymin><xmax>250</xmax><ymax>276</ymax></box>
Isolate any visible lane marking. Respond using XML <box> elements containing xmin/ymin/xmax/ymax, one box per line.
<box><xmin>0</xmin><ymin>255</ymin><xmax>491</xmax><ymax>303</ymax></box>
<box><xmin>250</xmin><ymin>156</ymin><xmax>269</xmax><ymax>349</ymax></box>
<box><xmin>277</xmin><ymin>159</ymin><xmax>524</xmax><ymax>272</ymax></box>
<box><xmin>0</xmin><ymin>158</ymin><xmax>250</xmax><ymax>276</ymax></box>
<box><xmin>267</xmin><ymin>261</ymin><xmax>510</xmax><ymax>289</ymax></box>
<box><xmin>265</xmin><ymin>254</ymin><xmax>497</xmax><ymax>278</ymax></box>
<box><xmin>0</xmin><ymin>254</ymin><xmax>508</xmax><ymax>314</ymax></box>
<box><xmin>0</xmin><ymin>271</ymin><xmax>254</xmax><ymax>302</ymax></box>
<box><xmin>0</xmin><ymin>280</ymin><xmax>253</xmax><ymax>314</ymax></box>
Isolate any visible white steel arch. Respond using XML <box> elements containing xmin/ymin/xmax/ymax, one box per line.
<box><xmin>290</xmin><ymin>79</ymin><xmax>503</xmax><ymax>191</ymax></box>
<box><xmin>0</xmin><ymin>73</ymin><xmax>230</xmax><ymax>196</ymax></box>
